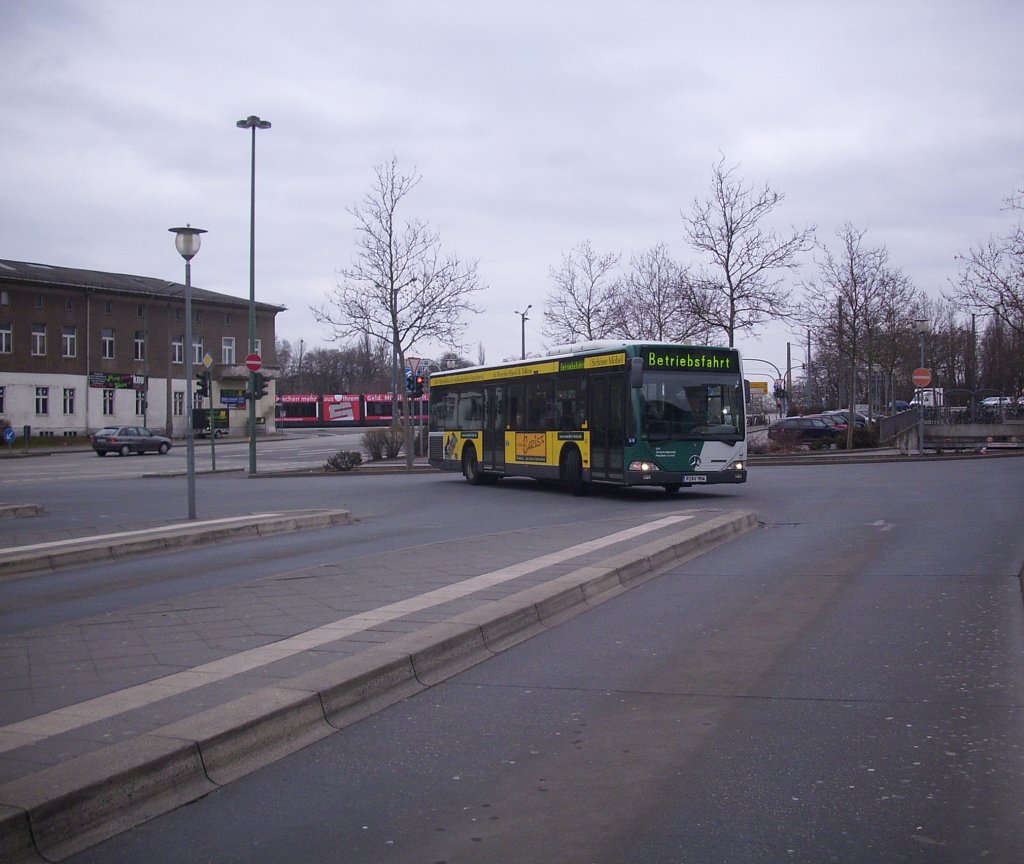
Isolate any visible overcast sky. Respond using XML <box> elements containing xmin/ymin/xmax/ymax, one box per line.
<box><xmin>3</xmin><ymin>0</ymin><xmax>1022</xmax><ymax>383</ymax></box>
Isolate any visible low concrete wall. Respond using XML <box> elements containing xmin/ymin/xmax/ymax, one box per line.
<box><xmin>880</xmin><ymin>411</ymin><xmax>1024</xmax><ymax>452</ymax></box>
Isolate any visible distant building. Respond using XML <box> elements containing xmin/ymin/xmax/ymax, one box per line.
<box><xmin>0</xmin><ymin>259</ymin><xmax>284</xmax><ymax>438</ymax></box>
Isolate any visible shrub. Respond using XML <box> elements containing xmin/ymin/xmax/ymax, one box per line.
<box><xmin>835</xmin><ymin>427</ymin><xmax>879</xmax><ymax>449</ymax></box>
<box><xmin>361</xmin><ymin>426</ymin><xmax>405</xmax><ymax>460</ymax></box>
<box><xmin>324</xmin><ymin>450</ymin><xmax>363</xmax><ymax>472</ymax></box>
<box><xmin>766</xmin><ymin>429</ymin><xmax>801</xmax><ymax>452</ymax></box>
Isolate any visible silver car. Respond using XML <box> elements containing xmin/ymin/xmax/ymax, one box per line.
<box><xmin>91</xmin><ymin>426</ymin><xmax>173</xmax><ymax>456</ymax></box>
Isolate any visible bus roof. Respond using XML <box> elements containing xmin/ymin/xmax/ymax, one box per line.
<box><xmin>428</xmin><ymin>340</ymin><xmax>740</xmax><ymax>383</ymax></box>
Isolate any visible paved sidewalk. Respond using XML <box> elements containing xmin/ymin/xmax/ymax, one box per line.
<box><xmin>0</xmin><ymin>506</ymin><xmax>756</xmax><ymax>863</ymax></box>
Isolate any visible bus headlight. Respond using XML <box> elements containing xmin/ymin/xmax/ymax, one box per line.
<box><xmin>628</xmin><ymin>460</ymin><xmax>660</xmax><ymax>472</ymax></box>
<box><xmin>733</xmin><ymin>461</ymin><xmax>744</xmax><ymax>471</ymax></box>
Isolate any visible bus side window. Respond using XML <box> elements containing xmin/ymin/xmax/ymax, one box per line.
<box><xmin>458</xmin><ymin>391</ymin><xmax>482</xmax><ymax>430</ymax></box>
<box><xmin>508</xmin><ymin>385</ymin><xmax>524</xmax><ymax>430</ymax></box>
<box><xmin>527</xmin><ymin>380</ymin><xmax>553</xmax><ymax>429</ymax></box>
<box><xmin>442</xmin><ymin>393</ymin><xmax>459</xmax><ymax>430</ymax></box>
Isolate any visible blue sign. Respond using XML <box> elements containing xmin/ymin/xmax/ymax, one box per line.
<box><xmin>2</xmin><ymin>427</ymin><xmax>16</xmax><ymax>443</ymax></box>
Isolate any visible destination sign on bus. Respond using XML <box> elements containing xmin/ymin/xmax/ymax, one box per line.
<box><xmin>642</xmin><ymin>346</ymin><xmax>738</xmax><ymax>372</ymax></box>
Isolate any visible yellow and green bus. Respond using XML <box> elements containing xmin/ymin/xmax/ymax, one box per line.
<box><xmin>427</xmin><ymin>341</ymin><xmax>747</xmax><ymax>495</ymax></box>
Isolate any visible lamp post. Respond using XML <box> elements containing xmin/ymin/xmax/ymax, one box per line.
<box><xmin>169</xmin><ymin>225</ymin><xmax>207</xmax><ymax>520</ymax></box>
<box><xmin>515</xmin><ymin>305</ymin><xmax>531</xmax><ymax>359</ymax></box>
<box><xmin>916</xmin><ymin>317</ymin><xmax>929</xmax><ymax>454</ymax></box>
<box><xmin>746</xmin><ymin>357</ymin><xmax>787</xmax><ymax>415</ymax></box>
<box><xmin>237</xmin><ymin>114</ymin><xmax>271</xmax><ymax>477</ymax></box>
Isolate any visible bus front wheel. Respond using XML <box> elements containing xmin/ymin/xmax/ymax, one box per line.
<box><xmin>462</xmin><ymin>445</ymin><xmax>484</xmax><ymax>485</ymax></box>
<box><xmin>561</xmin><ymin>447</ymin><xmax>589</xmax><ymax>496</ymax></box>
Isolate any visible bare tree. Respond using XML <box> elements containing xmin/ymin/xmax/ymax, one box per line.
<box><xmin>952</xmin><ymin>187</ymin><xmax>1024</xmax><ymax>338</ymax></box>
<box><xmin>542</xmin><ymin>240</ymin><xmax>621</xmax><ymax>344</ymax></box>
<box><xmin>313</xmin><ymin>156</ymin><xmax>483</xmax><ymax>465</ymax></box>
<box><xmin>802</xmin><ymin>225</ymin><xmax>901</xmax><ymax>447</ymax></box>
<box><xmin>683</xmin><ymin>157</ymin><xmax>815</xmax><ymax>346</ymax></box>
<box><xmin>615</xmin><ymin>243</ymin><xmax>711</xmax><ymax>343</ymax></box>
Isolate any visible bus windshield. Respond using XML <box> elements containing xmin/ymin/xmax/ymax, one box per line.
<box><xmin>639</xmin><ymin>371</ymin><xmax>745</xmax><ymax>442</ymax></box>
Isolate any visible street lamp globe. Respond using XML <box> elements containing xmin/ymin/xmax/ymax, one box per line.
<box><xmin>169</xmin><ymin>225</ymin><xmax>207</xmax><ymax>260</ymax></box>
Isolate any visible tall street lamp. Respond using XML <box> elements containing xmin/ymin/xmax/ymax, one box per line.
<box><xmin>916</xmin><ymin>316</ymin><xmax>929</xmax><ymax>454</ymax></box>
<box><xmin>237</xmin><ymin>114</ymin><xmax>271</xmax><ymax>476</ymax></box>
<box><xmin>169</xmin><ymin>225</ymin><xmax>207</xmax><ymax>520</ymax></box>
<box><xmin>515</xmin><ymin>305</ymin><xmax>531</xmax><ymax>359</ymax></box>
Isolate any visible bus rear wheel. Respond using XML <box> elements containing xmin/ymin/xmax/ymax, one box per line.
<box><xmin>561</xmin><ymin>447</ymin><xmax>589</xmax><ymax>496</ymax></box>
<box><xmin>462</xmin><ymin>445</ymin><xmax>484</xmax><ymax>485</ymax></box>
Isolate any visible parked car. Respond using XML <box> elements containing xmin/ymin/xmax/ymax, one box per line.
<box><xmin>980</xmin><ymin>396</ymin><xmax>1013</xmax><ymax>408</ymax></box>
<box><xmin>824</xmin><ymin>410</ymin><xmax>871</xmax><ymax>428</ymax></box>
<box><xmin>805</xmin><ymin>413</ymin><xmax>848</xmax><ymax>433</ymax></box>
<box><xmin>91</xmin><ymin>426</ymin><xmax>173</xmax><ymax>456</ymax></box>
<box><xmin>767</xmin><ymin>416</ymin><xmax>840</xmax><ymax>448</ymax></box>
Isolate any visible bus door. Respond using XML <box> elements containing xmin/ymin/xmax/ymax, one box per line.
<box><xmin>483</xmin><ymin>385</ymin><xmax>506</xmax><ymax>472</ymax></box>
<box><xmin>589</xmin><ymin>373</ymin><xmax>625</xmax><ymax>481</ymax></box>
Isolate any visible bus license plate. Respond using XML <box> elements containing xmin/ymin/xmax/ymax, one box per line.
<box><xmin>683</xmin><ymin>474</ymin><xmax>707</xmax><ymax>483</ymax></box>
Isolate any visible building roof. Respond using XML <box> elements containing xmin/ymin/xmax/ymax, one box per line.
<box><xmin>0</xmin><ymin>258</ymin><xmax>286</xmax><ymax>313</ymax></box>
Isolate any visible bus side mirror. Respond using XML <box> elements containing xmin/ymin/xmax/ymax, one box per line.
<box><xmin>630</xmin><ymin>357</ymin><xmax>644</xmax><ymax>389</ymax></box>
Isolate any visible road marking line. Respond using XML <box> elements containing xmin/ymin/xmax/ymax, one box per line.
<box><xmin>0</xmin><ymin>513</ymin><xmax>696</xmax><ymax>751</ymax></box>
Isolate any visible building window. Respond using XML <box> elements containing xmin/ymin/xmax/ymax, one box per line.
<box><xmin>62</xmin><ymin>326</ymin><xmax>77</xmax><ymax>358</ymax></box>
<box><xmin>224</xmin><ymin>312</ymin><xmax>232</xmax><ymax>325</ymax></box>
<box><xmin>102</xmin><ymin>389</ymin><xmax>115</xmax><ymax>415</ymax></box>
<box><xmin>137</xmin><ymin>304</ymin><xmax>145</xmax><ymax>318</ymax></box>
<box><xmin>172</xmin><ymin>336</ymin><xmax>184</xmax><ymax>364</ymax></box>
<box><xmin>192</xmin><ymin>336</ymin><xmax>204</xmax><ymax>365</ymax></box>
<box><xmin>0</xmin><ymin>290</ymin><xmax>9</xmax><ymax>306</ymax></box>
<box><xmin>253</xmin><ymin>338</ymin><xmax>262</xmax><ymax>357</ymax></box>
<box><xmin>194</xmin><ymin>308</ymin><xmax>202</xmax><ymax>323</ymax></box>
<box><xmin>135</xmin><ymin>389</ymin><xmax>146</xmax><ymax>416</ymax></box>
<box><xmin>35</xmin><ymin>294</ymin><xmax>44</xmax><ymax>310</ymax></box>
<box><xmin>101</xmin><ymin>328</ymin><xmax>115</xmax><ymax>359</ymax></box>
<box><xmin>134</xmin><ymin>330</ymin><xmax>146</xmax><ymax>362</ymax></box>
<box><xmin>222</xmin><ymin>336</ymin><xmax>235</xmax><ymax>365</ymax></box>
<box><xmin>173</xmin><ymin>391</ymin><xmax>184</xmax><ymax>416</ymax></box>
<box><xmin>31</xmin><ymin>324</ymin><xmax>46</xmax><ymax>356</ymax></box>
<box><xmin>1</xmin><ymin>320</ymin><xmax>13</xmax><ymax>354</ymax></box>
<box><xmin>35</xmin><ymin>387</ymin><xmax>49</xmax><ymax>415</ymax></box>
<box><xmin>105</xmin><ymin>300</ymin><xmax>113</xmax><ymax>315</ymax></box>
<box><xmin>0</xmin><ymin>385</ymin><xmax>5</xmax><ymax>413</ymax></box>
<box><xmin>174</xmin><ymin>308</ymin><xmax>181</xmax><ymax>322</ymax></box>
<box><xmin>63</xmin><ymin>388</ymin><xmax>76</xmax><ymax>415</ymax></box>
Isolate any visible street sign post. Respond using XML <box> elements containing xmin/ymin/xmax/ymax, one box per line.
<box><xmin>912</xmin><ymin>367</ymin><xmax>932</xmax><ymax>388</ymax></box>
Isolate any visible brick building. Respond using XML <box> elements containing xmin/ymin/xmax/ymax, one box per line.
<box><xmin>0</xmin><ymin>259</ymin><xmax>284</xmax><ymax>439</ymax></box>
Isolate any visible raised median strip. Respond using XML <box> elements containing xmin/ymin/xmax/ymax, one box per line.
<box><xmin>0</xmin><ymin>509</ymin><xmax>756</xmax><ymax>862</ymax></box>
<box><xmin>0</xmin><ymin>510</ymin><xmax>354</xmax><ymax>580</ymax></box>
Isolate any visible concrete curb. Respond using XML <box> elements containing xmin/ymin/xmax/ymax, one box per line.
<box><xmin>0</xmin><ymin>505</ymin><xmax>44</xmax><ymax>520</ymax></box>
<box><xmin>0</xmin><ymin>510</ymin><xmax>757</xmax><ymax>862</ymax></box>
<box><xmin>0</xmin><ymin>510</ymin><xmax>354</xmax><ymax>580</ymax></box>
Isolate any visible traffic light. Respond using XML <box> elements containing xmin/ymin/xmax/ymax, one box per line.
<box><xmin>411</xmin><ymin>375</ymin><xmax>425</xmax><ymax>398</ymax></box>
<box><xmin>196</xmin><ymin>372</ymin><xmax>210</xmax><ymax>399</ymax></box>
<box><xmin>405</xmin><ymin>371</ymin><xmax>414</xmax><ymax>395</ymax></box>
<box><xmin>252</xmin><ymin>372</ymin><xmax>269</xmax><ymax>400</ymax></box>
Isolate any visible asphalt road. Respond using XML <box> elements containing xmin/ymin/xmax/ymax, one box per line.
<box><xmin>52</xmin><ymin>455</ymin><xmax>1024</xmax><ymax>864</ymax></box>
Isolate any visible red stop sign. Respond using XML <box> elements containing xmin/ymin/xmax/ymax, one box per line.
<box><xmin>245</xmin><ymin>353</ymin><xmax>262</xmax><ymax>372</ymax></box>
<box><xmin>912</xmin><ymin>367</ymin><xmax>931</xmax><ymax>387</ymax></box>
